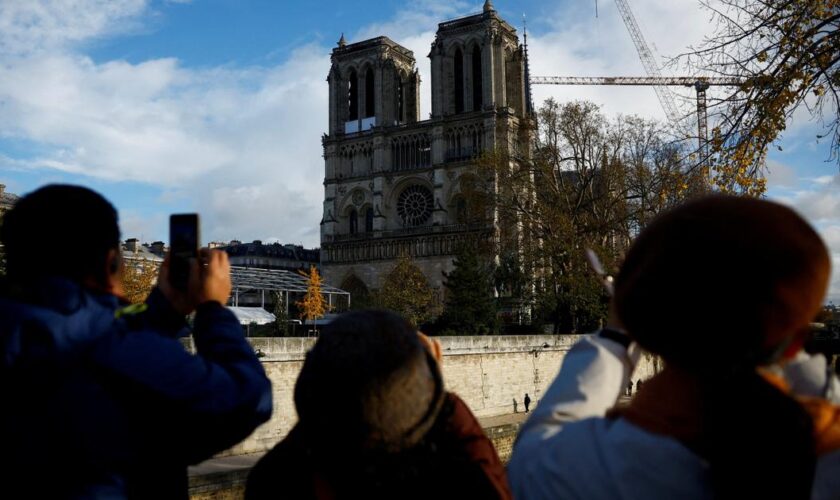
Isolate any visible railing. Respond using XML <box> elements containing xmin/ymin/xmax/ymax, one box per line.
<box><xmin>445</xmin><ymin>146</ymin><xmax>481</xmax><ymax>162</ymax></box>
<box><xmin>323</xmin><ymin>222</ymin><xmax>489</xmax><ymax>243</ymax></box>
<box><xmin>322</xmin><ymin>224</ymin><xmax>493</xmax><ymax>263</ymax></box>
<box><xmin>438</xmin><ymin>11</ymin><xmax>487</xmax><ymax>30</ymax></box>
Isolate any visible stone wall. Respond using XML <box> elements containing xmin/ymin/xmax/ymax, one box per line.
<box><xmin>188</xmin><ymin>334</ymin><xmax>661</xmax><ymax>457</ymax></box>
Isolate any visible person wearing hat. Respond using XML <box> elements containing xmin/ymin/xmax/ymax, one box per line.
<box><xmin>509</xmin><ymin>195</ymin><xmax>840</xmax><ymax>499</ymax></box>
<box><xmin>246</xmin><ymin>309</ymin><xmax>510</xmax><ymax>500</ymax></box>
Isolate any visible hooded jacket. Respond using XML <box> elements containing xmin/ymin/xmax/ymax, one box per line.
<box><xmin>0</xmin><ymin>277</ymin><xmax>272</xmax><ymax>499</ymax></box>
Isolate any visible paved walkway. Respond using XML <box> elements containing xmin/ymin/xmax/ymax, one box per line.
<box><xmin>189</xmin><ymin>411</ymin><xmax>528</xmax><ymax>481</ymax></box>
<box><xmin>478</xmin><ymin>411</ymin><xmax>528</xmax><ymax>428</ymax></box>
<box><xmin>189</xmin><ymin>452</ymin><xmax>263</xmax><ymax>478</ymax></box>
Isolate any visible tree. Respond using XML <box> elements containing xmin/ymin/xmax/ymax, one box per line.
<box><xmin>680</xmin><ymin>0</ymin><xmax>840</xmax><ymax>193</ymax></box>
<box><xmin>377</xmin><ymin>254</ymin><xmax>438</xmax><ymax>327</ymax></box>
<box><xmin>122</xmin><ymin>260</ymin><xmax>159</xmax><ymax>304</ymax></box>
<box><xmin>437</xmin><ymin>244</ymin><xmax>499</xmax><ymax>335</ymax></box>
<box><xmin>470</xmin><ymin>99</ymin><xmax>702</xmax><ymax>333</ymax></box>
<box><xmin>272</xmin><ymin>291</ymin><xmax>290</xmax><ymax>336</ymax></box>
<box><xmin>296</xmin><ymin>266</ymin><xmax>327</xmax><ymax>335</ymax></box>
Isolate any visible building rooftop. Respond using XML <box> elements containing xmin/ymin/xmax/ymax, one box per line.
<box><xmin>223</xmin><ymin>240</ymin><xmax>319</xmax><ymax>262</ymax></box>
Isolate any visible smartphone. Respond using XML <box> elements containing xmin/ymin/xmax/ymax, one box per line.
<box><xmin>169</xmin><ymin>214</ymin><xmax>200</xmax><ymax>291</ymax></box>
<box><xmin>585</xmin><ymin>248</ymin><xmax>614</xmax><ymax>296</ymax></box>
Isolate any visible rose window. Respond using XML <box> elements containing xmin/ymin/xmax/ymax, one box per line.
<box><xmin>397</xmin><ymin>185</ymin><xmax>433</xmax><ymax>227</ymax></box>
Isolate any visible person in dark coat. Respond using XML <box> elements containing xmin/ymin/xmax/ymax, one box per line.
<box><xmin>0</xmin><ymin>185</ymin><xmax>272</xmax><ymax>499</ymax></box>
<box><xmin>246</xmin><ymin>310</ymin><xmax>511</xmax><ymax>500</ymax></box>
<box><xmin>524</xmin><ymin>393</ymin><xmax>532</xmax><ymax>413</ymax></box>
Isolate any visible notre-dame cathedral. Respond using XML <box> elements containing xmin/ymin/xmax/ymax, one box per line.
<box><xmin>320</xmin><ymin>1</ymin><xmax>532</xmax><ymax>300</ymax></box>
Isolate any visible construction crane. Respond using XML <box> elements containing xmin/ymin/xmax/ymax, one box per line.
<box><xmin>611</xmin><ymin>0</ymin><xmax>682</xmax><ymax>127</ymax></box>
<box><xmin>523</xmin><ymin>0</ymin><xmax>744</xmax><ymax>163</ymax></box>
<box><xmin>529</xmin><ymin>76</ymin><xmax>742</xmax><ymax>161</ymax></box>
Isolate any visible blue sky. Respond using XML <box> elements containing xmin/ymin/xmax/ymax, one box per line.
<box><xmin>1</xmin><ymin>0</ymin><xmax>838</xmax><ymax>301</ymax></box>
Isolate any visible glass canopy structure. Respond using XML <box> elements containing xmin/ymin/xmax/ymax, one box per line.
<box><xmin>230</xmin><ymin>266</ymin><xmax>350</xmax><ymax>312</ymax></box>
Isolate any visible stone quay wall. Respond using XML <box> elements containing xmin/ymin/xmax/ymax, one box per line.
<box><xmin>180</xmin><ymin>334</ymin><xmax>661</xmax><ymax>458</ymax></box>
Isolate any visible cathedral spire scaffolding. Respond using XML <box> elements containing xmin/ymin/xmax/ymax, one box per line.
<box><xmin>523</xmin><ymin>14</ymin><xmax>534</xmax><ymax>116</ymax></box>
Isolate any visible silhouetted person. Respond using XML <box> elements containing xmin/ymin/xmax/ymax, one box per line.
<box><xmin>510</xmin><ymin>195</ymin><xmax>840</xmax><ymax>499</ymax></box>
<box><xmin>513</xmin><ymin>398</ymin><xmax>519</xmax><ymax>413</ymax></box>
<box><xmin>246</xmin><ymin>310</ymin><xmax>511</xmax><ymax>500</ymax></box>
<box><xmin>626</xmin><ymin>382</ymin><xmax>633</xmax><ymax>397</ymax></box>
<box><xmin>524</xmin><ymin>393</ymin><xmax>531</xmax><ymax>413</ymax></box>
<box><xmin>0</xmin><ymin>185</ymin><xmax>271</xmax><ymax>499</ymax></box>
<box><xmin>636</xmin><ymin>379</ymin><xmax>643</xmax><ymax>393</ymax></box>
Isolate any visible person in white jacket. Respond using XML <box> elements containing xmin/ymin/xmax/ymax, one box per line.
<box><xmin>508</xmin><ymin>195</ymin><xmax>840</xmax><ymax>500</ymax></box>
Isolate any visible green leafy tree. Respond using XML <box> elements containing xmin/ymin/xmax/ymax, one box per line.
<box><xmin>377</xmin><ymin>254</ymin><xmax>438</xmax><ymax>327</ymax></box>
<box><xmin>272</xmin><ymin>291</ymin><xmax>290</xmax><ymax>336</ymax></box>
<box><xmin>437</xmin><ymin>245</ymin><xmax>499</xmax><ymax>335</ymax></box>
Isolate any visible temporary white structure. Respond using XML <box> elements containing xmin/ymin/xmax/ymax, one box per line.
<box><xmin>227</xmin><ymin>306</ymin><xmax>276</xmax><ymax>325</ymax></box>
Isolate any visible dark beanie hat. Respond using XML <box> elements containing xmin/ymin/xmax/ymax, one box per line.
<box><xmin>294</xmin><ymin>310</ymin><xmax>445</xmax><ymax>454</ymax></box>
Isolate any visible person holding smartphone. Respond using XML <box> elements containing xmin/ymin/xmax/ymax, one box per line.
<box><xmin>509</xmin><ymin>195</ymin><xmax>840</xmax><ymax>500</ymax></box>
<box><xmin>0</xmin><ymin>185</ymin><xmax>272</xmax><ymax>499</ymax></box>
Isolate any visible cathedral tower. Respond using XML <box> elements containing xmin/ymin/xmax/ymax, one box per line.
<box><xmin>321</xmin><ymin>2</ymin><xmax>532</xmax><ymax>304</ymax></box>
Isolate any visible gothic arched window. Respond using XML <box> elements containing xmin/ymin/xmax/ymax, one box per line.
<box><xmin>365</xmin><ymin>207</ymin><xmax>374</xmax><ymax>232</ymax></box>
<box><xmin>364</xmin><ymin>67</ymin><xmax>375</xmax><ymax>118</ymax></box>
<box><xmin>472</xmin><ymin>45</ymin><xmax>483</xmax><ymax>111</ymax></box>
<box><xmin>397</xmin><ymin>185</ymin><xmax>434</xmax><ymax>227</ymax></box>
<box><xmin>349</xmin><ymin>209</ymin><xmax>358</xmax><ymax>234</ymax></box>
<box><xmin>341</xmin><ymin>274</ymin><xmax>371</xmax><ymax>309</ymax></box>
<box><xmin>454</xmin><ymin>48</ymin><xmax>464</xmax><ymax>114</ymax></box>
<box><xmin>348</xmin><ymin>70</ymin><xmax>359</xmax><ymax>121</ymax></box>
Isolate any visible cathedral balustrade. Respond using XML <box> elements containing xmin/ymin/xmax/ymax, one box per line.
<box><xmin>322</xmin><ymin>223</ymin><xmax>491</xmax><ymax>263</ymax></box>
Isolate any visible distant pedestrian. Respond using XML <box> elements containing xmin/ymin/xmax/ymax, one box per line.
<box><xmin>524</xmin><ymin>393</ymin><xmax>531</xmax><ymax>413</ymax></box>
<box><xmin>513</xmin><ymin>398</ymin><xmax>518</xmax><ymax>413</ymax></box>
<box><xmin>626</xmin><ymin>382</ymin><xmax>633</xmax><ymax>396</ymax></box>
<box><xmin>636</xmin><ymin>379</ymin><xmax>643</xmax><ymax>393</ymax></box>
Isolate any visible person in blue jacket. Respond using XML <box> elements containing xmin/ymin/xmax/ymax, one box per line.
<box><xmin>0</xmin><ymin>185</ymin><xmax>272</xmax><ymax>499</ymax></box>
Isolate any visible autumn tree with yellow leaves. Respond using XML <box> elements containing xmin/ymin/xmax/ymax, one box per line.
<box><xmin>680</xmin><ymin>0</ymin><xmax>839</xmax><ymax>194</ymax></box>
<box><xmin>297</xmin><ymin>265</ymin><xmax>327</xmax><ymax>335</ymax></box>
<box><xmin>122</xmin><ymin>260</ymin><xmax>159</xmax><ymax>304</ymax></box>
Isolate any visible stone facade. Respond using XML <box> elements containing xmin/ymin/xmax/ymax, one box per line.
<box><xmin>320</xmin><ymin>3</ymin><xmax>532</xmax><ymax>295</ymax></box>
<box><xmin>186</xmin><ymin>335</ymin><xmax>661</xmax><ymax>457</ymax></box>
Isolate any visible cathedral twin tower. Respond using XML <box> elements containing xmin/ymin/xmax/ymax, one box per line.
<box><xmin>321</xmin><ymin>1</ymin><xmax>532</xmax><ymax>300</ymax></box>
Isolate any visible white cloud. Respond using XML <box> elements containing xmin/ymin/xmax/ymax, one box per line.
<box><xmin>765</xmin><ymin>159</ymin><xmax>798</xmax><ymax>189</ymax></box>
<box><xmin>0</xmin><ymin>0</ymin><xmax>332</xmax><ymax>246</ymax></box>
<box><xmin>0</xmin><ymin>0</ymin><xmax>148</xmax><ymax>56</ymax></box>
<box><xmin>528</xmin><ymin>0</ymin><xmax>709</xmax><ymax>123</ymax></box>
